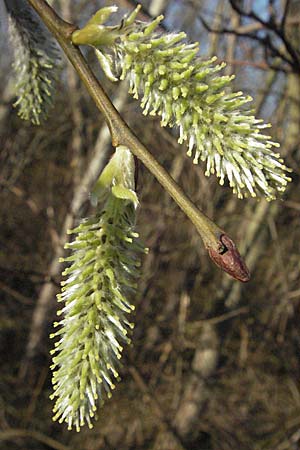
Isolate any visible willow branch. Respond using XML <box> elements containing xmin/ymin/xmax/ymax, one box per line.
<box><xmin>25</xmin><ymin>0</ymin><xmax>249</xmax><ymax>282</ymax></box>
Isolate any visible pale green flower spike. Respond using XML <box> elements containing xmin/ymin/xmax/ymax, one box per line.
<box><xmin>6</xmin><ymin>4</ymin><xmax>60</xmax><ymax>125</ymax></box>
<box><xmin>50</xmin><ymin>146</ymin><xmax>146</xmax><ymax>431</ymax></box>
<box><xmin>72</xmin><ymin>5</ymin><xmax>292</xmax><ymax>200</ymax></box>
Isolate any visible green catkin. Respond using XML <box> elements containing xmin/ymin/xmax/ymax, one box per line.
<box><xmin>72</xmin><ymin>5</ymin><xmax>291</xmax><ymax>200</ymax></box>
<box><xmin>50</xmin><ymin>147</ymin><xmax>146</xmax><ymax>431</ymax></box>
<box><xmin>5</xmin><ymin>1</ymin><xmax>60</xmax><ymax>124</ymax></box>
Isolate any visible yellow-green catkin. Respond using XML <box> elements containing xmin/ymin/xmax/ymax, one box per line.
<box><xmin>50</xmin><ymin>147</ymin><xmax>146</xmax><ymax>431</ymax></box>
<box><xmin>72</xmin><ymin>5</ymin><xmax>292</xmax><ymax>200</ymax></box>
<box><xmin>5</xmin><ymin>1</ymin><xmax>60</xmax><ymax>124</ymax></box>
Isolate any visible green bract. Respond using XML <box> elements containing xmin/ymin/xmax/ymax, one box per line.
<box><xmin>72</xmin><ymin>5</ymin><xmax>291</xmax><ymax>200</ymax></box>
<box><xmin>50</xmin><ymin>147</ymin><xmax>145</xmax><ymax>431</ymax></box>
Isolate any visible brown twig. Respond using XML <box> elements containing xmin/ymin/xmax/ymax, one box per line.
<box><xmin>0</xmin><ymin>428</ymin><xmax>70</xmax><ymax>450</ymax></box>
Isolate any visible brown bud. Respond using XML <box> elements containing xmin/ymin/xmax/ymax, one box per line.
<box><xmin>208</xmin><ymin>234</ymin><xmax>250</xmax><ymax>282</ymax></box>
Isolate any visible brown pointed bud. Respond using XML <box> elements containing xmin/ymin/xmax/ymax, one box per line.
<box><xmin>208</xmin><ymin>234</ymin><xmax>250</xmax><ymax>282</ymax></box>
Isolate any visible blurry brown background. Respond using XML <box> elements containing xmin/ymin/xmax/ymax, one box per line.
<box><xmin>0</xmin><ymin>0</ymin><xmax>300</xmax><ymax>449</ymax></box>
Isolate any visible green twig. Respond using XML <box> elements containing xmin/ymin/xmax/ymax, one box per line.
<box><xmin>25</xmin><ymin>0</ymin><xmax>250</xmax><ymax>282</ymax></box>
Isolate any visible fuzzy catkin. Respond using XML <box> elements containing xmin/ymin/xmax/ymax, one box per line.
<box><xmin>50</xmin><ymin>193</ymin><xmax>145</xmax><ymax>431</ymax></box>
<box><xmin>72</xmin><ymin>6</ymin><xmax>291</xmax><ymax>200</ymax></box>
<box><xmin>5</xmin><ymin>0</ymin><xmax>60</xmax><ymax>124</ymax></box>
